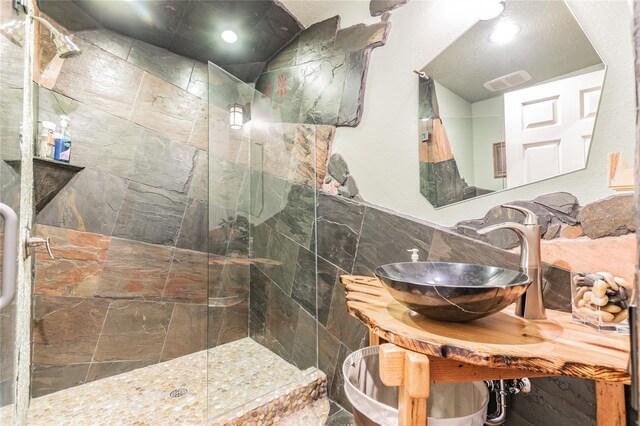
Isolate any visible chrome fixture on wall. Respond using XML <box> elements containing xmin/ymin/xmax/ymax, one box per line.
<box><xmin>0</xmin><ymin>13</ymin><xmax>81</xmax><ymax>58</ymax></box>
<box><xmin>23</xmin><ymin>227</ymin><xmax>54</xmax><ymax>260</ymax></box>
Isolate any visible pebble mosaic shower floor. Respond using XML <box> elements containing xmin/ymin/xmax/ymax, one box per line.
<box><xmin>25</xmin><ymin>338</ymin><xmax>329</xmax><ymax>425</ymax></box>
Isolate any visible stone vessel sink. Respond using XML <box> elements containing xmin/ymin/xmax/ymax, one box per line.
<box><xmin>374</xmin><ymin>262</ymin><xmax>530</xmax><ymax>322</ymax></box>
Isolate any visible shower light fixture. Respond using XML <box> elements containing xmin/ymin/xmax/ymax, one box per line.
<box><xmin>221</xmin><ymin>30</ymin><xmax>238</xmax><ymax>43</ymax></box>
<box><xmin>229</xmin><ymin>104</ymin><xmax>244</xmax><ymax>129</ymax></box>
<box><xmin>478</xmin><ymin>0</ymin><xmax>505</xmax><ymax>21</ymax></box>
<box><xmin>489</xmin><ymin>21</ymin><xmax>520</xmax><ymax>45</ymax></box>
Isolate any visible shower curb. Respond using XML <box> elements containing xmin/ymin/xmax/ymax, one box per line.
<box><xmin>211</xmin><ymin>369</ymin><xmax>327</xmax><ymax>425</ymax></box>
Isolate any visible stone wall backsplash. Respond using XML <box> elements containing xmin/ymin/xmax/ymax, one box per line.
<box><xmin>454</xmin><ymin>191</ymin><xmax>636</xmax><ymax>284</ymax></box>
<box><xmin>30</xmin><ymin>27</ymin><xmax>222</xmax><ymax>397</ymax></box>
<box><xmin>255</xmin><ymin>190</ymin><xmax>522</xmax><ymax>411</ymax></box>
<box><xmin>254</xmin><ymin>14</ymin><xmax>392</xmax><ymax>127</ymax></box>
<box><xmin>302</xmin><ymin>190</ymin><xmax>628</xmax><ymax>426</ymax></box>
<box><xmin>455</xmin><ymin>192</ymin><xmax>634</xmax><ymax>248</ymax></box>
<box><xmin>322</xmin><ymin>153</ymin><xmax>362</xmax><ymax>200</ymax></box>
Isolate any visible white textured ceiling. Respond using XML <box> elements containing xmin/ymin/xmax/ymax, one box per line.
<box><xmin>422</xmin><ymin>0</ymin><xmax>603</xmax><ymax>103</ymax></box>
<box><xmin>279</xmin><ymin>0</ymin><xmax>378</xmax><ymax>29</ymax></box>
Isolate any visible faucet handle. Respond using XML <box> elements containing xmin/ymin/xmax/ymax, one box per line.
<box><xmin>501</xmin><ymin>204</ymin><xmax>539</xmax><ymax>226</ymax></box>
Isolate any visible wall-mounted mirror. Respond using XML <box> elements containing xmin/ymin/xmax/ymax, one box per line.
<box><xmin>418</xmin><ymin>0</ymin><xmax>605</xmax><ymax>208</ymax></box>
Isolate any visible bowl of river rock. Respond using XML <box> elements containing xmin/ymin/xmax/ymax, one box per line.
<box><xmin>571</xmin><ymin>272</ymin><xmax>633</xmax><ymax>334</ymax></box>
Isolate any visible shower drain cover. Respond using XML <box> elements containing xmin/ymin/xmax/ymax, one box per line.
<box><xmin>169</xmin><ymin>388</ymin><xmax>188</xmax><ymax>398</ymax></box>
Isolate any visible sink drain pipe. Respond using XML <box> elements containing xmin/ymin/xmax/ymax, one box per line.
<box><xmin>485</xmin><ymin>380</ymin><xmax>507</xmax><ymax>425</ymax></box>
<box><xmin>485</xmin><ymin>378</ymin><xmax>531</xmax><ymax>425</ymax></box>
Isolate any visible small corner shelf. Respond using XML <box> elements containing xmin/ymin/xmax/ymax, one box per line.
<box><xmin>5</xmin><ymin>157</ymin><xmax>85</xmax><ymax>213</ymax></box>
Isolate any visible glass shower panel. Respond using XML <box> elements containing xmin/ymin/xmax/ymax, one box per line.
<box><xmin>207</xmin><ymin>62</ymin><xmax>318</xmax><ymax>422</ymax></box>
<box><xmin>0</xmin><ymin>0</ymin><xmax>24</xmax><ymax>421</ymax></box>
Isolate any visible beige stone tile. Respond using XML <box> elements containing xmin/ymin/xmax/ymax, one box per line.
<box><xmin>94</xmin><ymin>238</ymin><xmax>174</xmax><ymax>300</ymax></box>
<box><xmin>31</xmin><ymin>363</ymin><xmax>91</xmax><ymax>398</ymax></box>
<box><xmin>541</xmin><ymin>234</ymin><xmax>636</xmax><ymax>283</ymax></box>
<box><xmin>287</xmin><ymin>124</ymin><xmax>335</xmax><ymax>188</ymax></box>
<box><xmin>33</xmin><ymin>224</ymin><xmax>111</xmax><ymax>297</ymax></box>
<box><xmin>93</xmin><ymin>299</ymin><xmax>174</xmax><ymax>362</ymax></box>
<box><xmin>75</xmin><ymin>29</ymin><xmax>133</xmax><ymax>60</ymax></box>
<box><xmin>32</xmin><ymin>295</ymin><xmax>110</xmax><ymax>365</ymax></box>
<box><xmin>188</xmin><ymin>98</ymin><xmax>209</xmax><ymax>151</ymax></box>
<box><xmin>0</xmin><ymin>303</ymin><xmax>16</xmax><ymax>384</ymax></box>
<box><xmin>315</xmin><ymin>125</ymin><xmax>335</xmax><ymax>186</ymax></box>
<box><xmin>208</xmin><ymin>105</ymin><xmax>232</xmax><ymax>159</ymax></box>
<box><xmin>127</xmin><ymin>40</ymin><xmax>194</xmax><ymax>90</ymax></box>
<box><xmin>53</xmin><ymin>38</ymin><xmax>144</xmax><ymax>119</ymax></box>
<box><xmin>162</xmin><ymin>249</ymin><xmax>208</xmax><ymax>303</ymax></box>
<box><xmin>215</xmin><ymin>301</ymin><xmax>249</xmax><ymax>346</ymax></box>
<box><xmin>85</xmin><ymin>360</ymin><xmax>155</xmax><ymax>383</ymax></box>
<box><xmin>188</xmin><ymin>61</ymin><xmax>208</xmax><ymax>99</ymax></box>
<box><xmin>262</xmin><ymin>122</ymin><xmax>296</xmax><ymax>180</ymax></box>
<box><xmin>160</xmin><ymin>304</ymin><xmax>207</xmax><ymax>361</ymax></box>
<box><xmin>0</xmin><ymin>28</ymin><xmax>24</xmax><ymax>89</ymax></box>
<box><xmin>130</xmin><ymin>72</ymin><xmax>202</xmax><ymax>143</ymax></box>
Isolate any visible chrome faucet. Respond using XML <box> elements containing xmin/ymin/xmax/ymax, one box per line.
<box><xmin>475</xmin><ymin>205</ymin><xmax>546</xmax><ymax>320</ymax></box>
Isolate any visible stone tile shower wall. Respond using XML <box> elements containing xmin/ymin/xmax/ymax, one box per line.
<box><xmin>246</xmin><ymin>120</ymin><xmax>335</xmax><ymax>370</ymax></box>
<box><xmin>30</xmin><ymin>28</ymin><xmax>217</xmax><ymax>397</ymax></box>
<box><xmin>254</xmin><ymin>15</ymin><xmax>390</xmax><ymax>127</ymax></box>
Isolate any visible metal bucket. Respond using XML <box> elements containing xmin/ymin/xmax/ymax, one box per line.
<box><xmin>343</xmin><ymin>346</ymin><xmax>489</xmax><ymax>426</ymax></box>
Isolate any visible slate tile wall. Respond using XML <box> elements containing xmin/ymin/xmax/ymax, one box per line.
<box><xmin>28</xmin><ymin>21</ymin><xmax>607</xmax><ymax>425</ymax></box>
<box><xmin>245</xmin><ymin>121</ymin><xmax>336</xmax><ymax>371</ymax></box>
<box><xmin>255</xmin><ymin>16</ymin><xmax>390</xmax><ymax>127</ymax></box>
<box><xmin>30</xmin><ymin>29</ymin><xmax>220</xmax><ymax>397</ymax></box>
<box><xmin>302</xmin><ymin>192</ymin><xmax>595</xmax><ymax>425</ymax></box>
<box><xmin>251</xmin><ymin>188</ymin><xmax>596</xmax><ymax>421</ymax></box>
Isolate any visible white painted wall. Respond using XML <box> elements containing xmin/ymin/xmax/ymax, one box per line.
<box><xmin>281</xmin><ymin>0</ymin><xmax>378</xmax><ymax>29</ymax></box>
<box><xmin>471</xmin><ymin>95</ymin><xmax>505</xmax><ymax>191</ymax></box>
<box><xmin>282</xmin><ymin>0</ymin><xmax>635</xmax><ymax>226</ymax></box>
<box><xmin>434</xmin><ymin>81</ymin><xmax>474</xmax><ymax>185</ymax></box>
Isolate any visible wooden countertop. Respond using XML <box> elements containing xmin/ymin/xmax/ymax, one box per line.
<box><xmin>341</xmin><ymin>275</ymin><xmax>631</xmax><ymax>383</ymax></box>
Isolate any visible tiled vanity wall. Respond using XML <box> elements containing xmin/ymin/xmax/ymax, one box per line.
<box><xmin>237</xmin><ymin>119</ymin><xmax>335</xmax><ymax>370</ymax></box>
<box><xmin>251</xmin><ymin>188</ymin><xmax>602</xmax><ymax>425</ymax></box>
<box><xmin>30</xmin><ymin>28</ymin><xmax>216</xmax><ymax>397</ymax></box>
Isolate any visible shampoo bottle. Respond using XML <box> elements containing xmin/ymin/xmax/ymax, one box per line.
<box><xmin>53</xmin><ymin>116</ymin><xmax>71</xmax><ymax>163</ymax></box>
<box><xmin>39</xmin><ymin>121</ymin><xmax>56</xmax><ymax>159</ymax></box>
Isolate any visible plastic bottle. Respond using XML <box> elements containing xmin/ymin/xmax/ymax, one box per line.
<box><xmin>39</xmin><ymin>121</ymin><xmax>56</xmax><ymax>159</ymax></box>
<box><xmin>53</xmin><ymin>116</ymin><xmax>71</xmax><ymax>163</ymax></box>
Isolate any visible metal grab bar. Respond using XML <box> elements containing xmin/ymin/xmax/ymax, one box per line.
<box><xmin>0</xmin><ymin>202</ymin><xmax>18</xmax><ymax>310</ymax></box>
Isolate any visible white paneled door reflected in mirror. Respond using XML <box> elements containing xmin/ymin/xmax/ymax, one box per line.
<box><xmin>418</xmin><ymin>0</ymin><xmax>605</xmax><ymax>208</ymax></box>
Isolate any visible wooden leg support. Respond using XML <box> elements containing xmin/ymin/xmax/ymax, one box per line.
<box><xmin>369</xmin><ymin>331</ymin><xmax>381</xmax><ymax>346</ymax></box>
<box><xmin>379</xmin><ymin>344</ymin><xmax>430</xmax><ymax>425</ymax></box>
<box><xmin>596</xmin><ymin>381</ymin><xmax>626</xmax><ymax>426</ymax></box>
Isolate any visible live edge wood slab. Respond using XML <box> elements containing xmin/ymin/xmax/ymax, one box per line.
<box><xmin>341</xmin><ymin>275</ymin><xmax>631</xmax><ymax>426</ymax></box>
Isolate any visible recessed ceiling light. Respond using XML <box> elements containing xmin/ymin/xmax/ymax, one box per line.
<box><xmin>478</xmin><ymin>0</ymin><xmax>505</xmax><ymax>21</ymax></box>
<box><xmin>489</xmin><ymin>21</ymin><xmax>520</xmax><ymax>45</ymax></box>
<box><xmin>221</xmin><ymin>30</ymin><xmax>238</xmax><ymax>44</ymax></box>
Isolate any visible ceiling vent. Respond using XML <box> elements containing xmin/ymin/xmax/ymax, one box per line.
<box><xmin>483</xmin><ymin>70</ymin><xmax>532</xmax><ymax>92</ymax></box>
